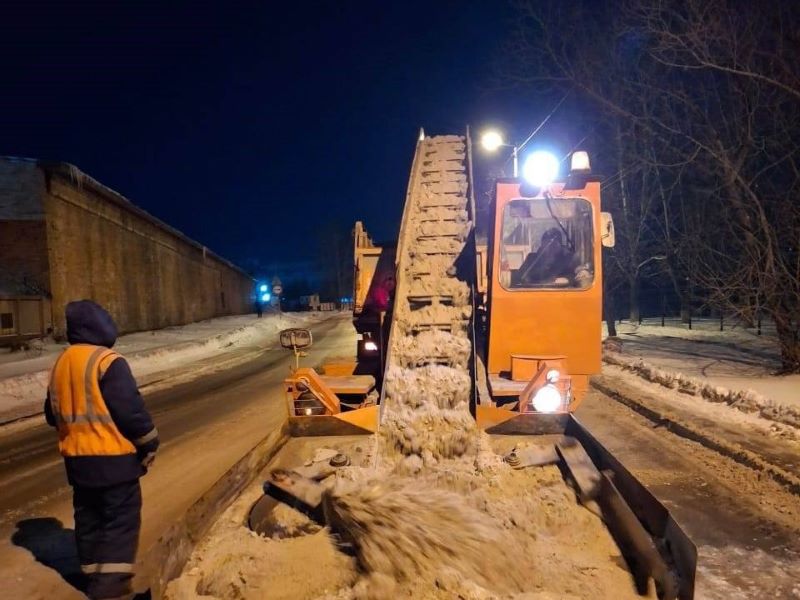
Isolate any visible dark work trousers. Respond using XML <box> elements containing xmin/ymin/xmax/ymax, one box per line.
<box><xmin>73</xmin><ymin>479</ymin><xmax>142</xmax><ymax>599</ymax></box>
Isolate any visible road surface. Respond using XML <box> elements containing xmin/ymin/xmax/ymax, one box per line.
<box><xmin>577</xmin><ymin>389</ymin><xmax>800</xmax><ymax>599</ymax></box>
<box><xmin>0</xmin><ymin>313</ymin><xmax>354</xmax><ymax>599</ymax></box>
<box><xmin>3</xmin><ymin>318</ymin><xmax>799</xmax><ymax>599</ymax></box>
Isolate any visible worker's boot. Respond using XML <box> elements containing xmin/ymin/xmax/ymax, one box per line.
<box><xmin>86</xmin><ymin>573</ymin><xmax>134</xmax><ymax>600</ymax></box>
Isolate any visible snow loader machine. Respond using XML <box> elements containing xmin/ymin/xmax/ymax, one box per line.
<box><xmin>261</xmin><ymin>130</ymin><xmax>697</xmax><ymax>599</ymax></box>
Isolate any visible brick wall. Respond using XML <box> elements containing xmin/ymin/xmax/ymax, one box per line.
<box><xmin>0</xmin><ymin>221</ymin><xmax>49</xmax><ymax>295</ymax></box>
<box><xmin>0</xmin><ymin>160</ymin><xmax>49</xmax><ymax>295</ymax></box>
<box><xmin>43</xmin><ymin>171</ymin><xmax>253</xmax><ymax>337</ymax></box>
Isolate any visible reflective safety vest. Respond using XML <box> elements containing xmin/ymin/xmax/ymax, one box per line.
<box><xmin>48</xmin><ymin>344</ymin><xmax>136</xmax><ymax>457</ymax></box>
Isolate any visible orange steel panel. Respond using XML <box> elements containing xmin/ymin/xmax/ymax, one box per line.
<box><xmin>510</xmin><ymin>354</ymin><xmax>566</xmax><ymax>382</ymax></box>
<box><xmin>486</xmin><ymin>181</ymin><xmax>603</xmax><ymax>389</ymax></box>
<box><xmin>319</xmin><ymin>374</ymin><xmax>376</xmax><ymax>395</ymax></box>
<box><xmin>287</xmin><ymin>368</ymin><xmax>341</xmax><ymax>415</ymax></box>
<box><xmin>476</xmin><ymin>405</ymin><xmax>519</xmax><ymax>429</ymax></box>
<box><xmin>335</xmin><ymin>404</ymin><xmax>379</xmax><ymax>433</ymax></box>
<box><xmin>321</xmin><ymin>361</ymin><xmax>358</xmax><ymax>376</ymax></box>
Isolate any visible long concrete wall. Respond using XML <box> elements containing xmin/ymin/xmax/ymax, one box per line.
<box><xmin>0</xmin><ymin>158</ymin><xmax>254</xmax><ymax>338</ymax></box>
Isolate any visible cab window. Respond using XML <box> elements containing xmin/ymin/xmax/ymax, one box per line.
<box><xmin>500</xmin><ymin>197</ymin><xmax>594</xmax><ymax>290</ymax></box>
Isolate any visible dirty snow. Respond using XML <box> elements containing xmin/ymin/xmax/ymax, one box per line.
<box><xmin>166</xmin><ymin>436</ymin><xmax>650</xmax><ymax>600</ymax></box>
<box><xmin>0</xmin><ymin>310</ymin><xmax>328</xmax><ymax>423</ymax></box>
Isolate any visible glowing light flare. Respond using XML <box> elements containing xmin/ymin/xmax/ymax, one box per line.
<box><xmin>532</xmin><ymin>384</ymin><xmax>562</xmax><ymax>413</ymax></box>
<box><xmin>259</xmin><ymin>284</ymin><xmax>268</xmax><ymax>293</ymax></box>
<box><xmin>364</xmin><ymin>341</ymin><xmax>378</xmax><ymax>352</ymax></box>
<box><xmin>570</xmin><ymin>151</ymin><xmax>591</xmax><ymax>172</ymax></box>
<box><xmin>481</xmin><ymin>130</ymin><xmax>504</xmax><ymax>152</ymax></box>
<box><xmin>261</xmin><ymin>293</ymin><xmax>271</xmax><ymax>302</ymax></box>
<box><xmin>522</xmin><ymin>151</ymin><xmax>559</xmax><ymax>187</ymax></box>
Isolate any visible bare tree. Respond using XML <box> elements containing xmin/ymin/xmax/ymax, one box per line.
<box><xmin>637</xmin><ymin>0</ymin><xmax>800</xmax><ymax>370</ymax></box>
<box><xmin>501</xmin><ymin>0</ymin><xmax>800</xmax><ymax>371</ymax></box>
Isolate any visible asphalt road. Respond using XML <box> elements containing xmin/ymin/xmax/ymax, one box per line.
<box><xmin>577</xmin><ymin>390</ymin><xmax>800</xmax><ymax>599</ymax></box>
<box><xmin>0</xmin><ymin>313</ymin><xmax>355</xmax><ymax>599</ymax></box>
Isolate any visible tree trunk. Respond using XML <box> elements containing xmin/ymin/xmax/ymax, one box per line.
<box><xmin>604</xmin><ymin>286</ymin><xmax>618</xmax><ymax>337</ymax></box>
<box><xmin>680</xmin><ymin>285</ymin><xmax>692</xmax><ymax>324</ymax></box>
<box><xmin>775</xmin><ymin>317</ymin><xmax>800</xmax><ymax>374</ymax></box>
<box><xmin>628</xmin><ymin>279</ymin><xmax>640</xmax><ymax>323</ymax></box>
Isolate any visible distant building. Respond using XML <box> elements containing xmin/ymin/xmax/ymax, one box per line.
<box><xmin>0</xmin><ymin>157</ymin><xmax>253</xmax><ymax>340</ymax></box>
<box><xmin>299</xmin><ymin>294</ymin><xmax>321</xmax><ymax>311</ymax></box>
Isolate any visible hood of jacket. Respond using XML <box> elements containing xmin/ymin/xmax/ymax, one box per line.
<box><xmin>65</xmin><ymin>300</ymin><xmax>118</xmax><ymax>348</ymax></box>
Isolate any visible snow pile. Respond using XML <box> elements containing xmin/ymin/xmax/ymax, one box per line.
<box><xmin>382</xmin><ymin>365</ymin><xmax>470</xmax><ymax>410</ymax></box>
<box><xmin>167</xmin><ymin>436</ymin><xmax>644</xmax><ymax>600</ymax></box>
<box><xmin>322</xmin><ymin>475</ymin><xmax>526</xmax><ymax>597</ymax></box>
<box><xmin>604</xmin><ymin>351</ymin><xmax>800</xmax><ymax>429</ymax></box>
<box><xmin>0</xmin><ymin>311</ymin><xmax>327</xmax><ymax>423</ymax></box>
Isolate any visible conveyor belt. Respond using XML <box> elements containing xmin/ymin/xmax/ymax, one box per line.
<box><xmin>381</xmin><ymin>133</ymin><xmax>475</xmax><ymax>418</ymax></box>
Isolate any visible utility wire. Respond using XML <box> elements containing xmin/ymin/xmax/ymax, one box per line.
<box><xmin>518</xmin><ymin>90</ymin><xmax>571</xmax><ymax>152</ymax></box>
<box><xmin>560</xmin><ymin>128</ymin><xmax>595</xmax><ymax>163</ymax></box>
<box><xmin>503</xmin><ymin>90</ymin><xmax>572</xmax><ymax>169</ymax></box>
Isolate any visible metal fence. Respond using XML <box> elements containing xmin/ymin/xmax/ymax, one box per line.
<box><xmin>610</xmin><ymin>287</ymin><xmax>770</xmax><ymax>335</ymax></box>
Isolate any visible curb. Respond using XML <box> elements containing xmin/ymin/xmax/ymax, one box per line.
<box><xmin>141</xmin><ymin>423</ymin><xmax>290</xmax><ymax>598</ymax></box>
<box><xmin>592</xmin><ymin>378</ymin><xmax>800</xmax><ymax>497</ymax></box>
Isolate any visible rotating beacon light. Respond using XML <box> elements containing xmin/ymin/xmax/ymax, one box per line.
<box><xmin>522</xmin><ymin>151</ymin><xmax>559</xmax><ymax>187</ymax></box>
<box><xmin>531</xmin><ymin>369</ymin><xmax>563</xmax><ymax>413</ymax></box>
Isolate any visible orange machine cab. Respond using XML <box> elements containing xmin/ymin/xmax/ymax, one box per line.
<box><xmin>485</xmin><ymin>176</ymin><xmax>604</xmax><ymax>410</ymax></box>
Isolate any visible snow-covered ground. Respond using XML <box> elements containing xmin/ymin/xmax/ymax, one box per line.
<box><xmin>605</xmin><ymin>318</ymin><xmax>799</xmax><ymax>416</ymax></box>
<box><xmin>0</xmin><ymin>310</ymin><xmax>330</xmax><ymax>424</ymax></box>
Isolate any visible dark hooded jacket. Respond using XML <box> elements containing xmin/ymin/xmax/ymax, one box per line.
<box><xmin>44</xmin><ymin>300</ymin><xmax>160</xmax><ymax>487</ymax></box>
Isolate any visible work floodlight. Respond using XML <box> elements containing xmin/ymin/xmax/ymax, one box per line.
<box><xmin>480</xmin><ymin>130</ymin><xmax>504</xmax><ymax>152</ymax></box>
<box><xmin>261</xmin><ymin>293</ymin><xmax>271</xmax><ymax>302</ymax></box>
<box><xmin>522</xmin><ymin>151</ymin><xmax>559</xmax><ymax>187</ymax></box>
<box><xmin>532</xmin><ymin>384</ymin><xmax>562</xmax><ymax>412</ymax></box>
<box><xmin>259</xmin><ymin>284</ymin><xmax>268</xmax><ymax>293</ymax></box>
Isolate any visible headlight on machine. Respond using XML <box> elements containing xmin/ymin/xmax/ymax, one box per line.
<box><xmin>364</xmin><ymin>340</ymin><xmax>378</xmax><ymax>352</ymax></box>
<box><xmin>522</xmin><ymin>151</ymin><xmax>559</xmax><ymax>187</ymax></box>
<box><xmin>532</xmin><ymin>383</ymin><xmax>563</xmax><ymax>413</ymax></box>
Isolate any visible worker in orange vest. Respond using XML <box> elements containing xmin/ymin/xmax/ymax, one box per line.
<box><xmin>44</xmin><ymin>300</ymin><xmax>159</xmax><ymax>599</ymax></box>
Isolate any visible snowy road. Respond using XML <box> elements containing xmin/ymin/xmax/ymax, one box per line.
<box><xmin>578</xmin><ymin>389</ymin><xmax>800</xmax><ymax>599</ymax></box>
<box><xmin>0</xmin><ymin>313</ymin><xmax>355</xmax><ymax>599</ymax></box>
<box><xmin>2</xmin><ymin>313</ymin><xmax>798</xmax><ymax>599</ymax></box>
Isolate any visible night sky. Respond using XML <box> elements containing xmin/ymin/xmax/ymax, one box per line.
<box><xmin>2</xmin><ymin>1</ymin><xmax>554</xmax><ymax>274</ymax></box>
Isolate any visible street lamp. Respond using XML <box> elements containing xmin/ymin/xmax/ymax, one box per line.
<box><xmin>480</xmin><ymin>130</ymin><xmax>520</xmax><ymax>177</ymax></box>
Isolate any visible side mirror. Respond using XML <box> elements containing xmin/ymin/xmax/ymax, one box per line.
<box><xmin>600</xmin><ymin>212</ymin><xmax>615</xmax><ymax>248</ymax></box>
<box><xmin>280</xmin><ymin>328</ymin><xmax>313</xmax><ymax>350</ymax></box>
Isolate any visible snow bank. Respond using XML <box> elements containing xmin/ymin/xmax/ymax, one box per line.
<box><xmin>605</xmin><ymin>320</ymin><xmax>800</xmax><ymax>407</ymax></box>
<box><xmin>0</xmin><ymin>311</ymin><xmax>328</xmax><ymax>423</ymax></box>
<box><xmin>603</xmin><ymin>351</ymin><xmax>800</xmax><ymax>429</ymax></box>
